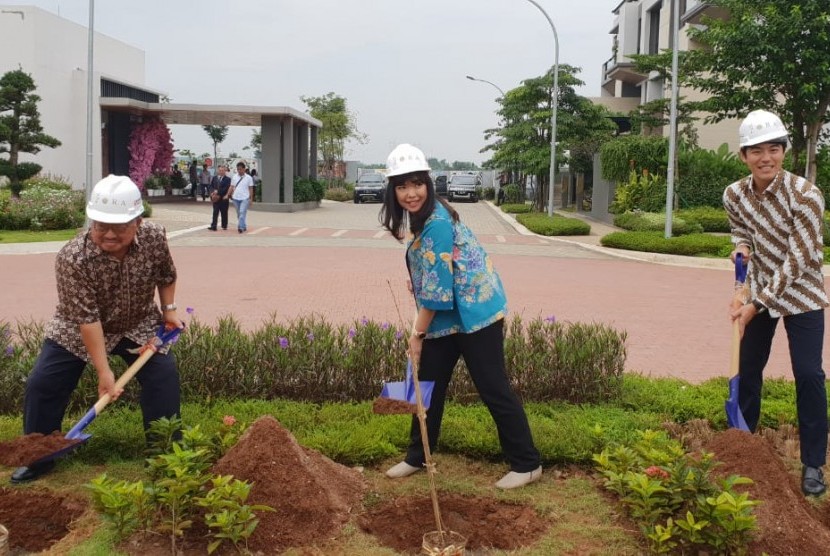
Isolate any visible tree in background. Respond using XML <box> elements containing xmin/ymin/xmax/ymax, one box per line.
<box><xmin>243</xmin><ymin>128</ymin><xmax>261</xmax><ymax>159</ymax></box>
<box><xmin>0</xmin><ymin>69</ymin><xmax>61</xmax><ymax>197</ymax></box>
<box><xmin>301</xmin><ymin>92</ymin><xmax>365</xmax><ymax>185</ymax></box>
<box><xmin>202</xmin><ymin>125</ymin><xmax>229</xmax><ymax>165</ymax></box>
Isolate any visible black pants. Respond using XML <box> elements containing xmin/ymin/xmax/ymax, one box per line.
<box><xmin>199</xmin><ymin>184</ymin><xmax>210</xmax><ymax>200</ymax></box>
<box><xmin>23</xmin><ymin>338</ymin><xmax>181</xmax><ymax>436</ymax></box>
<box><xmin>404</xmin><ymin>319</ymin><xmax>541</xmax><ymax>472</ymax></box>
<box><xmin>211</xmin><ymin>199</ymin><xmax>229</xmax><ymax>229</ymax></box>
<box><xmin>739</xmin><ymin>309</ymin><xmax>827</xmax><ymax>467</ymax></box>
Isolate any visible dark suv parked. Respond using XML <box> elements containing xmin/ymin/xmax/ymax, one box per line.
<box><xmin>434</xmin><ymin>174</ymin><xmax>448</xmax><ymax>196</ymax></box>
<box><xmin>353</xmin><ymin>173</ymin><xmax>386</xmax><ymax>203</ymax></box>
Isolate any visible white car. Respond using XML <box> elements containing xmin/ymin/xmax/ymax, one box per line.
<box><xmin>447</xmin><ymin>174</ymin><xmax>480</xmax><ymax>202</ymax></box>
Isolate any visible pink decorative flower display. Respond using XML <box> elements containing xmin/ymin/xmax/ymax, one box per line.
<box><xmin>127</xmin><ymin>118</ymin><xmax>174</xmax><ymax>191</ymax></box>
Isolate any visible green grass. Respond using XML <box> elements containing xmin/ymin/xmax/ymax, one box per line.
<box><xmin>516</xmin><ymin>212</ymin><xmax>591</xmax><ymax>236</ymax></box>
<box><xmin>0</xmin><ymin>228</ymin><xmax>79</xmax><ymax>243</ymax></box>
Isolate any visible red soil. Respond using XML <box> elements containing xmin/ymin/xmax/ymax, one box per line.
<box><xmin>0</xmin><ymin>487</ymin><xmax>85</xmax><ymax>553</ymax></box>
<box><xmin>0</xmin><ymin>432</ymin><xmax>81</xmax><ymax>467</ymax></box>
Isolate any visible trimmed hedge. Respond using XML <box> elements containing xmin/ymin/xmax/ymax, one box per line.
<box><xmin>600</xmin><ymin>231</ymin><xmax>733</xmax><ymax>257</ymax></box>
<box><xmin>500</xmin><ymin>203</ymin><xmax>532</xmax><ymax>214</ymax></box>
<box><xmin>675</xmin><ymin>206</ymin><xmax>730</xmax><ymax>233</ymax></box>
<box><xmin>517</xmin><ymin>212</ymin><xmax>591</xmax><ymax>236</ymax></box>
<box><xmin>613</xmin><ymin>211</ymin><xmax>703</xmax><ymax>235</ymax></box>
<box><xmin>323</xmin><ymin>187</ymin><xmax>352</xmax><ymax>202</ymax></box>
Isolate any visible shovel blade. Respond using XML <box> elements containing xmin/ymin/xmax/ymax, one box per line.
<box><xmin>28</xmin><ymin>433</ymin><xmax>92</xmax><ymax>467</ymax></box>
<box><xmin>725</xmin><ymin>375</ymin><xmax>751</xmax><ymax>432</ymax></box>
<box><xmin>379</xmin><ymin>361</ymin><xmax>435</xmax><ymax>409</ymax></box>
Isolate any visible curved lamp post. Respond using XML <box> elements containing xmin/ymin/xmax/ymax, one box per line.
<box><xmin>465</xmin><ymin>75</ymin><xmax>505</xmax><ymax>97</ymax></box>
<box><xmin>523</xmin><ymin>0</ymin><xmax>559</xmax><ymax>216</ymax></box>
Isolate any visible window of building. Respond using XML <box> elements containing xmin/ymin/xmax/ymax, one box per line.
<box><xmin>647</xmin><ymin>2</ymin><xmax>662</xmax><ymax>55</ymax></box>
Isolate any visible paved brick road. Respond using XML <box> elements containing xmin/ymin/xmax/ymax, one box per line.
<box><xmin>2</xmin><ymin>199</ymin><xmax>826</xmax><ymax>383</ymax></box>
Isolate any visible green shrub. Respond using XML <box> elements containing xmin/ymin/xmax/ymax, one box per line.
<box><xmin>142</xmin><ymin>200</ymin><xmax>153</xmax><ymax>218</ymax></box>
<box><xmin>674</xmin><ymin>206</ymin><xmax>730</xmax><ymax>233</ymax></box>
<box><xmin>600</xmin><ymin>231</ymin><xmax>733</xmax><ymax>257</ymax></box>
<box><xmin>600</xmin><ymin>136</ymin><xmax>669</xmax><ymax>183</ymax></box>
<box><xmin>502</xmin><ymin>184</ymin><xmax>524</xmax><ymax>204</ymax></box>
<box><xmin>22</xmin><ymin>173</ymin><xmax>73</xmax><ymax>191</ymax></box>
<box><xmin>516</xmin><ymin>212</ymin><xmax>591</xmax><ymax>235</ymax></box>
<box><xmin>614</xmin><ymin>212</ymin><xmax>703</xmax><ymax>235</ymax></box>
<box><xmin>481</xmin><ymin>186</ymin><xmax>495</xmax><ymax>200</ymax></box>
<box><xmin>676</xmin><ymin>144</ymin><xmax>747</xmax><ymax>208</ymax></box>
<box><xmin>293</xmin><ymin>177</ymin><xmax>324</xmax><ymax>203</ymax></box>
<box><xmin>323</xmin><ymin>187</ymin><xmax>352</xmax><ymax>202</ymax></box>
<box><xmin>610</xmin><ymin>170</ymin><xmax>667</xmax><ymax>213</ymax></box>
<box><xmin>500</xmin><ymin>203</ymin><xmax>531</xmax><ymax>214</ymax></box>
<box><xmin>0</xmin><ymin>186</ymin><xmax>85</xmax><ymax>230</ymax></box>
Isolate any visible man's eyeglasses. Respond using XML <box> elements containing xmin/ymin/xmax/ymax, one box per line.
<box><xmin>91</xmin><ymin>221</ymin><xmax>135</xmax><ymax>234</ymax></box>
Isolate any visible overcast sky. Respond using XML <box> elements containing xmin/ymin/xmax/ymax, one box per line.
<box><xmin>19</xmin><ymin>0</ymin><xmax>614</xmax><ymax>165</ymax></box>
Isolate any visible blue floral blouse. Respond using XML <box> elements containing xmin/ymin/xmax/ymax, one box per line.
<box><xmin>406</xmin><ymin>203</ymin><xmax>507</xmax><ymax>337</ymax></box>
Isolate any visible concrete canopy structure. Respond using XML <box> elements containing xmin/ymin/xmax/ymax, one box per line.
<box><xmin>100</xmin><ymin>98</ymin><xmax>321</xmax><ymax>210</ymax></box>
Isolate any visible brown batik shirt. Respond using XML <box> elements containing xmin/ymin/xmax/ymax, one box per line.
<box><xmin>723</xmin><ymin>170</ymin><xmax>829</xmax><ymax>318</ymax></box>
<box><xmin>45</xmin><ymin>221</ymin><xmax>177</xmax><ymax>361</ymax></box>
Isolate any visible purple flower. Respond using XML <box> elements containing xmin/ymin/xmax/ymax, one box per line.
<box><xmin>186</xmin><ymin>307</ymin><xmax>195</xmax><ymax>314</ymax></box>
<box><xmin>348</xmin><ymin>328</ymin><xmax>356</xmax><ymax>338</ymax></box>
<box><xmin>306</xmin><ymin>332</ymin><xmax>315</xmax><ymax>342</ymax></box>
<box><xmin>4</xmin><ymin>346</ymin><xmax>12</xmax><ymax>357</ymax></box>
<box><xmin>544</xmin><ymin>315</ymin><xmax>556</xmax><ymax>324</ymax></box>
<box><xmin>360</xmin><ymin>317</ymin><xmax>369</xmax><ymax>326</ymax></box>
<box><xmin>279</xmin><ymin>337</ymin><xmax>289</xmax><ymax>349</ymax></box>
<box><xmin>395</xmin><ymin>330</ymin><xmax>404</xmax><ymax>340</ymax></box>
<box><xmin>381</xmin><ymin>322</ymin><xmax>390</xmax><ymax>330</ymax></box>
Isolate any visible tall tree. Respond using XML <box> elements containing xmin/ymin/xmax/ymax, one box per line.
<box><xmin>300</xmin><ymin>92</ymin><xmax>365</xmax><ymax>185</ymax></box>
<box><xmin>202</xmin><ymin>125</ymin><xmax>229</xmax><ymax>164</ymax></box>
<box><xmin>681</xmin><ymin>0</ymin><xmax>830</xmax><ymax>179</ymax></box>
<box><xmin>0</xmin><ymin>69</ymin><xmax>61</xmax><ymax>197</ymax></box>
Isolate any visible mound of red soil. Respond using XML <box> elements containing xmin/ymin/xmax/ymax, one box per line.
<box><xmin>0</xmin><ymin>487</ymin><xmax>86</xmax><ymax>552</ymax></box>
<box><xmin>705</xmin><ymin>428</ymin><xmax>830</xmax><ymax>555</ymax></box>
<box><xmin>0</xmin><ymin>432</ymin><xmax>81</xmax><ymax>467</ymax></box>
<box><xmin>372</xmin><ymin>396</ymin><xmax>417</xmax><ymax>415</ymax></box>
<box><xmin>359</xmin><ymin>492</ymin><xmax>549</xmax><ymax>553</ymax></box>
<box><xmin>211</xmin><ymin>415</ymin><xmax>365</xmax><ymax>553</ymax></box>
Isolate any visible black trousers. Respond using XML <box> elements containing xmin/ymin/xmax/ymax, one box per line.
<box><xmin>211</xmin><ymin>199</ymin><xmax>229</xmax><ymax>229</ymax></box>
<box><xmin>23</xmin><ymin>338</ymin><xmax>181</xmax><ymax>436</ymax></box>
<box><xmin>404</xmin><ymin>319</ymin><xmax>541</xmax><ymax>472</ymax></box>
<box><xmin>739</xmin><ymin>309</ymin><xmax>827</xmax><ymax>467</ymax></box>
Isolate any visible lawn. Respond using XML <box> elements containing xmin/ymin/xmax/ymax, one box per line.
<box><xmin>0</xmin><ymin>228</ymin><xmax>78</xmax><ymax>244</ymax></box>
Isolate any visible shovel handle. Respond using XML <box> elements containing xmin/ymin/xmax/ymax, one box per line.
<box><xmin>92</xmin><ymin>347</ymin><xmax>156</xmax><ymax>414</ymax></box>
<box><xmin>730</xmin><ymin>320</ymin><xmax>741</xmax><ymax>376</ymax></box>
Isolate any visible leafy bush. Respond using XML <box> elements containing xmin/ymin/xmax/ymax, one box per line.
<box><xmin>674</xmin><ymin>206</ymin><xmax>730</xmax><ymax>233</ymax></box>
<box><xmin>500</xmin><ymin>203</ymin><xmax>532</xmax><ymax>214</ymax></box>
<box><xmin>323</xmin><ymin>187</ymin><xmax>352</xmax><ymax>202</ymax></box>
<box><xmin>142</xmin><ymin>199</ymin><xmax>153</xmax><ymax>218</ymax></box>
<box><xmin>293</xmin><ymin>177</ymin><xmax>325</xmax><ymax>203</ymax></box>
<box><xmin>502</xmin><ymin>184</ymin><xmax>524</xmax><ymax>204</ymax></box>
<box><xmin>481</xmin><ymin>186</ymin><xmax>495</xmax><ymax>200</ymax></box>
<box><xmin>601</xmin><ymin>231</ymin><xmax>732</xmax><ymax>257</ymax></box>
<box><xmin>595</xmin><ymin>430</ymin><xmax>758</xmax><ymax>554</ymax></box>
<box><xmin>516</xmin><ymin>212</ymin><xmax>591</xmax><ymax>235</ymax></box>
<box><xmin>600</xmin><ymin>135</ymin><xmax>669</xmax><ymax>182</ymax></box>
<box><xmin>614</xmin><ymin>212</ymin><xmax>703</xmax><ymax>235</ymax></box>
<box><xmin>610</xmin><ymin>170</ymin><xmax>667</xmax><ymax>213</ymax></box>
<box><xmin>0</xmin><ymin>186</ymin><xmax>85</xmax><ymax>230</ymax></box>
<box><xmin>22</xmin><ymin>173</ymin><xmax>73</xmax><ymax>191</ymax></box>
<box><xmin>676</xmin><ymin>144</ymin><xmax>747</xmax><ymax>208</ymax></box>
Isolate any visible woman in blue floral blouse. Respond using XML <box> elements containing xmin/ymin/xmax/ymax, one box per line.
<box><xmin>379</xmin><ymin>144</ymin><xmax>541</xmax><ymax>489</ymax></box>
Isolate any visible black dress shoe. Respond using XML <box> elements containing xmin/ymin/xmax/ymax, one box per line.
<box><xmin>802</xmin><ymin>466</ymin><xmax>826</xmax><ymax>496</ymax></box>
<box><xmin>207</xmin><ymin>226</ymin><xmax>217</xmax><ymax>231</ymax></box>
<box><xmin>11</xmin><ymin>461</ymin><xmax>56</xmax><ymax>484</ymax></box>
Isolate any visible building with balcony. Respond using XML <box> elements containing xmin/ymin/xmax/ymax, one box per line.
<box><xmin>595</xmin><ymin>0</ymin><xmax>735</xmax><ymax>151</ymax></box>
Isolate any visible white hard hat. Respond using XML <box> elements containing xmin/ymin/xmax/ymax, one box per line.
<box><xmin>86</xmin><ymin>175</ymin><xmax>144</xmax><ymax>223</ymax></box>
<box><xmin>739</xmin><ymin>110</ymin><xmax>788</xmax><ymax>148</ymax></box>
<box><xmin>386</xmin><ymin>143</ymin><xmax>431</xmax><ymax>178</ymax></box>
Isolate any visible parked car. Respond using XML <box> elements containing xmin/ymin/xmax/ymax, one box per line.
<box><xmin>353</xmin><ymin>173</ymin><xmax>386</xmax><ymax>203</ymax></box>
<box><xmin>447</xmin><ymin>174</ymin><xmax>480</xmax><ymax>202</ymax></box>
<box><xmin>434</xmin><ymin>174</ymin><xmax>448</xmax><ymax>196</ymax></box>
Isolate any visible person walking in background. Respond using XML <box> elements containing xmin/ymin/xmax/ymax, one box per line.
<box><xmin>10</xmin><ymin>175</ymin><xmax>183</xmax><ymax>484</ymax></box>
<box><xmin>725</xmin><ymin>109</ymin><xmax>829</xmax><ymax>497</ymax></box>
<box><xmin>188</xmin><ymin>160</ymin><xmax>198</xmax><ymax>199</ymax></box>
<box><xmin>198</xmin><ymin>163</ymin><xmax>212</xmax><ymax>201</ymax></box>
<box><xmin>249</xmin><ymin>168</ymin><xmax>258</xmax><ymax>202</ymax></box>
<box><xmin>229</xmin><ymin>161</ymin><xmax>254</xmax><ymax>234</ymax></box>
<box><xmin>208</xmin><ymin>164</ymin><xmax>231</xmax><ymax>231</ymax></box>
<box><xmin>379</xmin><ymin>143</ymin><xmax>542</xmax><ymax>490</ymax></box>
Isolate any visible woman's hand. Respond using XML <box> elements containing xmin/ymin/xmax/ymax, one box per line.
<box><xmin>408</xmin><ymin>334</ymin><xmax>423</xmax><ymax>364</ymax></box>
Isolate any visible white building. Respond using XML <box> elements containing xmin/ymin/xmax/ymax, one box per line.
<box><xmin>596</xmin><ymin>0</ymin><xmax>736</xmax><ymax>150</ymax></box>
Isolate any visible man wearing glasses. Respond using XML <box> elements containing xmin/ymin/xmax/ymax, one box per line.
<box><xmin>10</xmin><ymin>175</ymin><xmax>184</xmax><ymax>484</ymax></box>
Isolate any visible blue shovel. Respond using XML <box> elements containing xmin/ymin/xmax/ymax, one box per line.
<box><xmin>29</xmin><ymin>324</ymin><xmax>182</xmax><ymax>466</ymax></box>
<box><xmin>379</xmin><ymin>359</ymin><xmax>435</xmax><ymax>410</ymax></box>
<box><xmin>725</xmin><ymin>253</ymin><xmax>751</xmax><ymax>431</ymax></box>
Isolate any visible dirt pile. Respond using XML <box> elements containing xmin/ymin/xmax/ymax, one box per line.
<box><xmin>0</xmin><ymin>488</ymin><xmax>85</xmax><ymax>552</ymax></box>
<box><xmin>0</xmin><ymin>432</ymin><xmax>82</xmax><ymax>467</ymax></box>
<box><xmin>705</xmin><ymin>428</ymin><xmax>830</xmax><ymax>555</ymax></box>
<box><xmin>359</xmin><ymin>493</ymin><xmax>550</xmax><ymax>553</ymax></box>
<box><xmin>211</xmin><ymin>415</ymin><xmax>365</xmax><ymax>553</ymax></box>
<box><xmin>372</xmin><ymin>396</ymin><xmax>417</xmax><ymax>414</ymax></box>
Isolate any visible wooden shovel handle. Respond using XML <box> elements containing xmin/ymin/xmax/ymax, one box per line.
<box><xmin>730</xmin><ymin>320</ymin><xmax>741</xmax><ymax>377</ymax></box>
<box><xmin>92</xmin><ymin>347</ymin><xmax>157</xmax><ymax>414</ymax></box>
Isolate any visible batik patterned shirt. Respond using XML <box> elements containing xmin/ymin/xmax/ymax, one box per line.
<box><xmin>406</xmin><ymin>203</ymin><xmax>507</xmax><ymax>337</ymax></box>
<box><xmin>45</xmin><ymin>221</ymin><xmax>177</xmax><ymax>360</ymax></box>
<box><xmin>723</xmin><ymin>170</ymin><xmax>828</xmax><ymax>317</ymax></box>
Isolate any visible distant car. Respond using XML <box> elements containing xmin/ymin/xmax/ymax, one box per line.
<box><xmin>354</xmin><ymin>173</ymin><xmax>386</xmax><ymax>204</ymax></box>
<box><xmin>447</xmin><ymin>174</ymin><xmax>480</xmax><ymax>202</ymax></box>
<box><xmin>434</xmin><ymin>174</ymin><xmax>448</xmax><ymax>197</ymax></box>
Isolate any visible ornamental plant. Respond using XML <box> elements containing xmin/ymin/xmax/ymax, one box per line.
<box><xmin>127</xmin><ymin>118</ymin><xmax>174</xmax><ymax>190</ymax></box>
<box><xmin>594</xmin><ymin>430</ymin><xmax>759</xmax><ymax>555</ymax></box>
<box><xmin>195</xmin><ymin>474</ymin><xmax>274</xmax><ymax>554</ymax></box>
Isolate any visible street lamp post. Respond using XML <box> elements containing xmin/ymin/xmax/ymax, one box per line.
<box><xmin>465</xmin><ymin>75</ymin><xmax>505</xmax><ymax>97</ymax></box>
<box><xmin>664</xmin><ymin>0</ymin><xmax>680</xmax><ymax>238</ymax></box>
<box><xmin>85</xmin><ymin>0</ymin><xmax>95</xmax><ymax>207</ymax></box>
<box><xmin>523</xmin><ymin>0</ymin><xmax>559</xmax><ymax>217</ymax></box>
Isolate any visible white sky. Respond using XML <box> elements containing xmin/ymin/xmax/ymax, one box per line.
<box><xmin>18</xmin><ymin>0</ymin><xmax>614</xmax><ymax>165</ymax></box>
